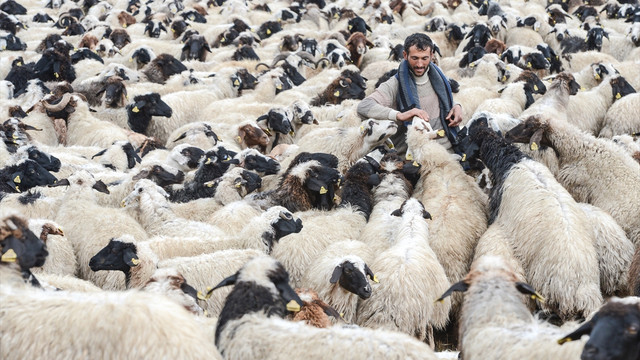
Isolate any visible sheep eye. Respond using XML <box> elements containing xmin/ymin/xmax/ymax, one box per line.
<box><xmin>627</xmin><ymin>325</ymin><xmax>639</xmax><ymax>335</ymax></box>
<box><xmin>138</xmin><ymin>188</ymin><xmax>143</xmax><ymax>193</ymax></box>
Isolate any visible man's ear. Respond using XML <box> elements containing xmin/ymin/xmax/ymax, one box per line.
<box><xmin>402</xmin><ymin>50</ymin><xmax>407</xmax><ymax>60</ymax></box>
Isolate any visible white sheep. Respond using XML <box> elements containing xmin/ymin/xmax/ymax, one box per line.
<box><xmin>405</xmin><ymin>118</ymin><xmax>488</xmax><ymax>313</ymax></box>
<box><xmin>27</xmin><ymin>219</ymin><xmax>77</xmax><ymax>277</ymax></box>
<box><xmin>121</xmin><ymin>179</ymin><xmax>226</xmax><ymax>239</ymax></box>
<box><xmin>299</xmin><ymin>239</ymin><xmax>375</xmax><ymax>324</ymax></box>
<box><xmin>0</xmin><ymin>279</ymin><xmax>221</xmax><ymax>359</ymax></box>
<box><xmin>356</xmin><ymin>199</ymin><xmax>452</xmax><ymax>346</ymax></box>
<box><xmin>293</xmin><ymin>119</ymin><xmax>398</xmax><ymax>173</ymax></box>
<box><xmin>599</xmin><ymin>92</ymin><xmax>640</xmax><ymax>138</ymax></box>
<box><xmin>436</xmin><ymin>255</ymin><xmax>587</xmax><ymax>360</ymax></box>
<box><xmin>54</xmin><ymin>170</ymin><xmax>148</xmax><ymax>290</ymax></box>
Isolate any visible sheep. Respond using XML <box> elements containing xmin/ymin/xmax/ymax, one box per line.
<box><xmin>211</xmin><ymin>255</ymin><xmax>439</xmax><ymax>360</ymax></box>
<box><xmin>436</xmin><ymin>255</ymin><xmax>587</xmax><ymax>360</ymax></box>
<box><xmin>0</xmin><ymin>158</ymin><xmax>58</xmax><ymax>194</ymax></box>
<box><xmin>89</xmin><ymin>234</ymin><xmax>262</xmax><ymax>317</ymax></box>
<box><xmin>151</xmin><ymin>205</ymin><xmax>302</xmax><ymax>257</ymax></box>
<box><xmin>0</xmin><ymin>211</ymin><xmax>49</xmax><ymax>286</ymax></box>
<box><xmin>33</xmin><ymin>273</ymin><xmax>104</xmax><ymax>292</ymax></box>
<box><xmin>121</xmin><ymin>179</ymin><xmax>226</xmax><ymax>239</ymax></box>
<box><xmin>518</xmin><ymin>72</ymin><xmax>581</xmax><ymax>122</ymax></box>
<box><xmin>294</xmin><ymin>119</ymin><xmax>398</xmax><ymax>173</ymax></box>
<box><xmin>565</xmin><ymin>71</ymin><xmax>621</xmax><ymax>135</ymax></box>
<box><xmin>559</xmin><ymin>297</ymin><xmax>640</xmax><ymax>359</ymax></box>
<box><xmin>599</xmin><ymin>92</ymin><xmax>640</xmax><ymax>138</ymax></box>
<box><xmin>356</xmin><ymin>198</ymin><xmax>452</xmax><ymax>346</ymax></box>
<box><xmin>289</xmin><ymin>288</ymin><xmax>342</xmax><ymax>328</ymax></box>
<box><xmin>465</xmin><ymin>117</ymin><xmax>616</xmax><ymax>320</ymax></box>
<box><xmin>53</xmin><ymin>170</ymin><xmax>148</xmax><ymax>290</ymax></box>
<box><xmin>299</xmin><ymin>239</ymin><xmax>375</xmax><ymax>324</ymax></box>
<box><xmin>506</xmin><ymin>116</ymin><xmax>640</xmax><ymax>248</ymax></box>
<box><xmin>90</xmin><ymin>140</ymin><xmax>141</xmax><ymax>172</ymax></box>
<box><xmin>611</xmin><ymin>134</ymin><xmax>640</xmax><ymax>163</ymax></box>
<box><xmin>473</xmin><ymin>70</ymin><xmax>547</xmax><ymax>117</ymax></box>
<box><xmin>405</xmin><ymin>118</ymin><xmax>488</xmax><ymax>313</ymax></box>
<box><xmin>27</xmin><ymin>219</ymin><xmax>77</xmax><ymax>277</ymax></box>
<box><xmin>141</xmin><ymin>267</ymin><xmax>204</xmax><ymax>315</ymax></box>
<box><xmin>358</xmin><ymin>152</ymin><xmax>416</xmax><ymax>253</ymax></box>
<box><xmin>37</xmin><ymin>93</ymin><xmax>147</xmax><ymax>148</ymax></box>
<box><xmin>0</xmin><ymin>278</ymin><xmax>221</xmax><ymax>359</ymax></box>
<box><xmin>166</xmin><ymin>122</ymin><xmax>220</xmax><ymax>150</ymax></box>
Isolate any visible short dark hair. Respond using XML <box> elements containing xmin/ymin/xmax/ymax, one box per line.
<box><xmin>404</xmin><ymin>33</ymin><xmax>434</xmax><ymax>53</ymax></box>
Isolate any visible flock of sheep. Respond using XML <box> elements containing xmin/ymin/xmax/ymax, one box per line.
<box><xmin>1</xmin><ymin>0</ymin><xmax>639</xmax><ymax>358</ymax></box>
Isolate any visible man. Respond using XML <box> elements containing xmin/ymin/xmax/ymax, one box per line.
<box><xmin>357</xmin><ymin>33</ymin><xmax>462</xmax><ymax>154</ymax></box>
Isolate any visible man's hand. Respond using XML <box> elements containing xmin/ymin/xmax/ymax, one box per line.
<box><xmin>396</xmin><ymin>108</ymin><xmax>429</xmax><ymax>122</ymax></box>
<box><xmin>446</xmin><ymin>104</ymin><xmax>462</xmax><ymax>127</ymax></box>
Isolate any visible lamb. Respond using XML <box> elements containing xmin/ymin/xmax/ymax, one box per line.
<box><xmin>89</xmin><ymin>234</ymin><xmax>262</xmax><ymax>317</ymax></box>
<box><xmin>356</xmin><ymin>199</ymin><xmax>452</xmax><ymax>346</ymax></box>
<box><xmin>121</xmin><ymin>179</ymin><xmax>226</xmax><ymax>239</ymax></box>
<box><xmin>300</xmin><ymin>239</ymin><xmax>375</xmax><ymax>324</ymax></box>
<box><xmin>211</xmin><ymin>255</ymin><xmax>439</xmax><ymax>360</ymax></box>
<box><xmin>506</xmin><ymin>116</ymin><xmax>640</xmax><ymax>248</ymax></box>
<box><xmin>294</xmin><ymin>119</ymin><xmax>398</xmax><ymax>173</ymax></box>
<box><xmin>611</xmin><ymin>134</ymin><xmax>640</xmax><ymax>163</ymax></box>
<box><xmin>436</xmin><ymin>255</ymin><xmax>587</xmax><ymax>359</ymax></box>
<box><xmin>27</xmin><ymin>219</ymin><xmax>76</xmax><ymax>277</ymax></box>
<box><xmin>559</xmin><ymin>297</ymin><xmax>640</xmax><ymax>359</ymax></box>
<box><xmin>53</xmin><ymin>170</ymin><xmax>148</xmax><ymax>290</ymax></box>
<box><xmin>141</xmin><ymin>267</ymin><xmax>204</xmax><ymax>316</ymax></box>
<box><xmin>405</xmin><ymin>118</ymin><xmax>488</xmax><ymax>313</ymax></box>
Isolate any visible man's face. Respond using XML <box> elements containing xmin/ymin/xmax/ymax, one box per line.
<box><xmin>403</xmin><ymin>45</ymin><xmax>432</xmax><ymax>77</ymax></box>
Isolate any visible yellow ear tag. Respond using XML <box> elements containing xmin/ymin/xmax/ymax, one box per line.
<box><xmin>412</xmin><ymin>161</ymin><xmax>419</xmax><ymax>167</ymax></box>
<box><xmin>220</xmin><ymin>37</ymin><xmax>226</xmax><ymax>43</ymax></box>
<box><xmin>197</xmin><ymin>286</ymin><xmax>213</xmax><ymax>300</ymax></box>
<box><xmin>234</xmin><ymin>79</ymin><xmax>240</xmax><ymax>86</ymax></box>
<box><xmin>171</xmin><ymin>28</ymin><xmax>175</xmax><ymax>32</ymax></box>
<box><xmin>557</xmin><ymin>338</ymin><xmax>572</xmax><ymax>345</ymax></box>
<box><xmin>235</xmin><ymin>136</ymin><xmax>242</xmax><ymax>143</ymax></box>
<box><xmin>333</xmin><ymin>195</ymin><xmax>339</xmax><ymax>202</ymax></box>
<box><xmin>15</xmin><ymin>185</ymin><xmax>19</xmax><ymax>192</ymax></box>
<box><xmin>205</xmin><ymin>157</ymin><xmax>213</xmax><ymax>165</ymax></box>
<box><xmin>17</xmin><ymin>62</ymin><xmax>22</xmax><ymax>66</ymax></box>
<box><xmin>437</xmin><ymin>129</ymin><xmax>445</xmax><ymax>137</ymax></box>
<box><xmin>527</xmin><ymin>62</ymin><xmax>532</xmax><ymax>68</ymax></box>
<box><xmin>1</xmin><ymin>249</ymin><xmax>17</xmax><ymax>263</ymax></box>
<box><xmin>1</xmin><ymin>46</ymin><xmax>5</xmax><ymax>50</ymax></box>
<box><xmin>263</xmin><ymin>128</ymin><xmax>272</xmax><ymax>136</ymax></box>
<box><xmin>388</xmin><ymin>143</ymin><xmax>394</xmax><ymax>149</ymax></box>
<box><xmin>406</xmin><ymin>153</ymin><xmax>413</xmax><ymax>161</ymax></box>
<box><xmin>534</xmin><ymin>85</ymin><xmax>539</xmax><ymax>91</ymax></box>
<box><xmin>453</xmin><ymin>1</ymin><xmax>459</xmax><ymax>5</ymax></box>
<box><xmin>131</xmin><ymin>258</ymin><xmax>140</xmax><ymax>266</ymax></box>
<box><xmin>123</xmin><ymin>23</ymin><xmax>127</xmax><ymax>28</ymax></box>
<box><xmin>206</xmin><ymin>182</ymin><xmax>214</xmax><ymax>188</ymax></box>
<box><xmin>530</xmin><ymin>142</ymin><xmax>539</xmax><ymax>151</ymax></box>
<box><xmin>469</xmin><ymin>63</ymin><xmax>475</xmax><ymax>68</ymax></box>
<box><xmin>348</xmin><ymin>25</ymin><xmax>353</xmax><ymax>30</ymax></box>
<box><xmin>319</xmin><ymin>186</ymin><xmax>328</xmax><ymax>194</ymax></box>
<box><xmin>502</xmin><ymin>75</ymin><xmax>507</xmax><ymax>82</ymax></box>
<box><xmin>616</xmin><ymin>93</ymin><xmax>621</xmax><ymax>99</ymax></box>
<box><xmin>286</xmin><ymin>300</ymin><xmax>301</xmax><ymax>312</ymax></box>
<box><xmin>235</xmin><ymin>183</ymin><xmax>242</xmax><ymax>188</ymax></box>
<box><xmin>594</xmin><ymin>73</ymin><xmax>600</xmax><ymax>80</ymax></box>
<box><xmin>121</xmin><ymin>200</ymin><xmax>126</xmax><ymax>207</ymax></box>
<box><xmin>462</xmin><ymin>153</ymin><xmax>467</xmax><ymax>161</ymax></box>
<box><xmin>334</xmin><ymin>90</ymin><xmax>340</xmax><ymax>97</ymax></box>
<box><xmin>129</xmin><ymin>57</ymin><xmax>133</xmax><ymax>62</ymax></box>
<box><xmin>584</xmin><ymin>37</ymin><xmax>588</xmax><ymax>42</ymax></box>
<box><xmin>276</xmin><ymin>84</ymin><xmax>283</xmax><ymax>90</ymax></box>
<box><xmin>54</xmin><ymin>72</ymin><xmax>59</xmax><ymax>78</ymax></box>
<box><xmin>373</xmin><ymin>275</ymin><xmax>379</xmax><ymax>283</ymax></box>
<box><xmin>266</xmin><ymin>29</ymin><xmax>271</xmax><ymax>35</ymax></box>
<box><xmin>289</xmin><ymin>130</ymin><xmax>295</xmax><ymax>136</ymax></box>
<box><xmin>13</xmin><ymin>175</ymin><xmax>21</xmax><ymax>184</ymax></box>
<box><xmin>580</xmin><ymin>87</ymin><xmax>585</xmax><ymax>91</ymax></box>
<box><xmin>132</xmin><ymin>106</ymin><xmax>140</xmax><ymax>113</ymax></box>
<box><xmin>12</xmin><ymin>133</ymin><xmax>18</xmax><ymax>139</ymax></box>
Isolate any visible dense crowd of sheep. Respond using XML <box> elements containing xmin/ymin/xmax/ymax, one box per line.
<box><xmin>1</xmin><ymin>0</ymin><xmax>639</xmax><ymax>358</ymax></box>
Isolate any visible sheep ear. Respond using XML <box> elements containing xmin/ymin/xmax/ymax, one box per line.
<box><xmin>198</xmin><ymin>272</ymin><xmax>238</xmax><ymax>300</ymax></box>
<box><xmin>364</xmin><ymin>264</ymin><xmax>378</xmax><ymax>283</ymax></box>
<box><xmin>558</xmin><ymin>320</ymin><xmax>593</xmax><ymax>345</ymax></box>
<box><xmin>390</xmin><ymin>208</ymin><xmax>402</xmax><ymax>217</ymax></box>
<box><xmin>529</xmin><ymin>128</ymin><xmax>544</xmax><ymax>151</ymax></box>
<box><xmin>423</xmin><ymin>210</ymin><xmax>432</xmax><ymax>219</ymax></box>
<box><xmin>92</xmin><ymin>180</ymin><xmax>110</xmax><ymax>194</ymax></box>
<box><xmin>123</xmin><ymin>247</ymin><xmax>140</xmax><ymax>267</ymax></box>
<box><xmin>367</xmin><ymin>173</ymin><xmax>381</xmax><ymax>186</ymax></box>
<box><xmin>173</xmin><ymin>132</ymin><xmax>188</xmax><ymax>142</ymax></box>
<box><xmin>402</xmin><ymin>160</ymin><xmax>421</xmax><ymax>175</ymax></box>
<box><xmin>133</xmin><ymin>169</ymin><xmax>150</xmax><ymax>180</ymax></box>
<box><xmin>317</xmin><ymin>300</ymin><xmax>342</xmax><ymax>319</ymax></box>
<box><xmin>515</xmin><ymin>282</ymin><xmax>545</xmax><ymax>302</ymax></box>
<box><xmin>91</xmin><ymin>149</ymin><xmax>108</xmax><ymax>159</ymax></box>
<box><xmin>366</xmin><ymin>40</ymin><xmax>374</xmax><ymax>48</ymax></box>
<box><xmin>330</xmin><ymin>265</ymin><xmax>343</xmax><ymax>283</ymax></box>
<box><xmin>436</xmin><ymin>281</ymin><xmax>469</xmax><ymax>302</ymax></box>
<box><xmin>49</xmin><ymin>178</ymin><xmax>70</xmax><ymax>187</ymax></box>
<box><xmin>306</xmin><ymin>178</ymin><xmax>327</xmax><ymax>194</ymax></box>
<box><xmin>132</xmin><ymin>100</ymin><xmax>146</xmax><ymax>113</ymax></box>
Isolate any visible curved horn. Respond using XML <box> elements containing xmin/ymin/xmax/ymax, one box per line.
<box><xmin>255</xmin><ymin>62</ymin><xmax>272</xmax><ymax>70</ymax></box>
<box><xmin>315</xmin><ymin>57</ymin><xmax>330</xmax><ymax>68</ymax></box>
<box><xmin>295</xmin><ymin>50</ymin><xmax>316</xmax><ymax>62</ymax></box>
<box><xmin>270</xmin><ymin>53</ymin><xmax>291</xmax><ymax>67</ymax></box>
<box><xmin>42</xmin><ymin>93</ymin><xmax>73</xmax><ymax>112</ymax></box>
